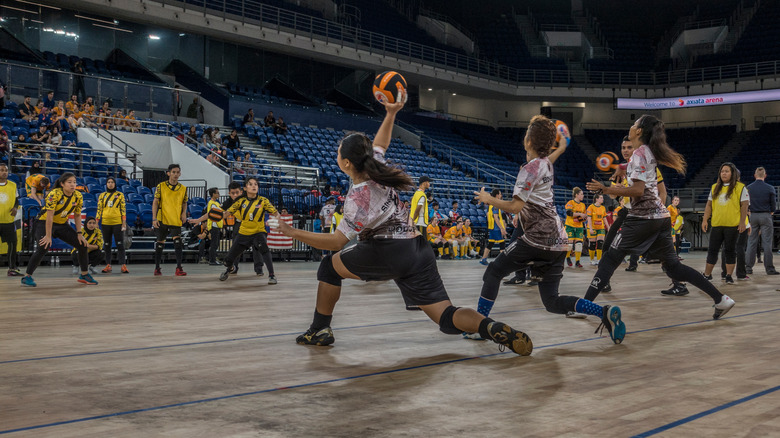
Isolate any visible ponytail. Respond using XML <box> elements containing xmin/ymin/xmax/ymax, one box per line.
<box><xmin>636</xmin><ymin>115</ymin><xmax>687</xmax><ymax>175</ymax></box>
<box><xmin>340</xmin><ymin>133</ymin><xmax>413</xmax><ymax>191</ymax></box>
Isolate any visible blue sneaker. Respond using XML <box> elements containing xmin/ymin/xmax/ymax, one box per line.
<box><xmin>479</xmin><ymin>258</ymin><xmax>489</xmax><ymax>266</ymax></box>
<box><xmin>596</xmin><ymin>305</ymin><xmax>626</xmax><ymax>344</ymax></box>
<box><xmin>78</xmin><ymin>273</ymin><xmax>99</xmax><ymax>285</ymax></box>
<box><xmin>454</xmin><ymin>256</ymin><xmax>462</xmax><ymax>260</ymax></box>
<box><xmin>21</xmin><ymin>275</ymin><xmax>36</xmax><ymax>287</ymax></box>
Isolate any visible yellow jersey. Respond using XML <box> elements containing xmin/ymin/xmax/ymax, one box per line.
<box><xmin>667</xmin><ymin>205</ymin><xmax>679</xmax><ymax>226</ymax></box>
<box><xmin>487</xmin><ymin>206</ymin><xmax>505</xmax><ymax>230</ymax></box>
<box><xmin>330</xmin><ymin>211</ymin><xmax>343</xmax><ymax>233</ymax></box>
<box><xmin>25</xmin><ymin>174</ymin><xmax>48</xmax><ymax>196</ymax></box>
<box><xmin>565</xmin><ymin>200</ymin><xmax>586</xmax><ymax>228</ymax></box>
<box><xmin>227</xmin><ymin>195</ymin><xmax>278</xmax><ymax>235</ymax></box>
<box><xmin>0</xmin><ymin>181</ymin><xmax>18</xmax><ymax>224</ymax></box>
<box><xmin>462</xmin><ymin>225</ymin><xmax>472</xmax><ymax>237</ymax></box>
<box><xmin>72</xmin><ymin>228</ymin><xmax>103</xmax><ymax>254</ymax></box>
<box><xmin>96</xmin><ymin>191</ymin><xmax>126</xmax><ymax>226</ymax></box>
<box><xmin>410</xmin><ymin>189</ymin><xmax>428</xmax><ymax>226</ymax></box>
<box><xmin>206</xmin><ymin>199</ymin><xmax>223</xmax><ymax>230</ymax></box>
<box><xmin>426</xmin><ymin>224</ymin><xmax>441</xmax><ymax>238</ymax></box>
<box><xmin>444</xmin><ymin>226</ymin><xmax>463</xmax><ymax>240</ymax></box>
<box><xmin>65</xmin><ymin>101</ymin><xmax>79</xmax><ymax>114</ymax></box>
<box><xmin>39</xmin><ymin>188</ymin><xmax>83</xmax><ymax>224</ymax></box>
<box><xmin>586</xmin><ymin>204</ymin><xmax>607</xmax><ymax>229</ymax></box>
<box><xmin>710</xmin><ymin>182</ymin><xmax>747</xmax><ymax>227</ymax></box>
<box><xmin>154</xmin><ymin>182</ymin><xmax>188</xmax><ymax>227</ymax></box>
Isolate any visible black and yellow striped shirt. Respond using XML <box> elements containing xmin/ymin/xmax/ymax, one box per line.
<box><xmin>97</xmin><ymin>191</ymin><xmax>126</xmax><ymax>226</ymax></box>
<box><xmin>227</xmin><ymin>195</ymin><xmax>278</xmax><ymax>235</ymax></box>
<box><xmin>72</xmin><ymin>228</ymin><xmax>103</xmax><ymax>254</ymax></box>
<box><xmin>39</xmin><ymin>189</ymin><xmax>83</xmax><ymax>224</ymax></box>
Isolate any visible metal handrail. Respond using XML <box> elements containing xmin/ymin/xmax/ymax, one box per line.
<box><xmin>539</xmin><ymin>24</ymin><xmax>582</xmax><ymax>32</ymax></box>
<box><xmin>418</xmin><ymin>7</ymin><xmax>476</xmax><ymax>42</ymax></box>
<box><xmin>684</xmin><ymin>18</ymin><xmax>727</xmax><ymax>30</ymax></box>
<box><xmin>7</xmin><ymin>142</ymin><xmax>128</xmax><ymax>179</ymax></box>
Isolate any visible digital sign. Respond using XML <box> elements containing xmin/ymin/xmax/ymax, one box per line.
<box><xmin>616</xmin><ymin>89</ymin><xmax>780</xmax><ymax>110</ymax></box>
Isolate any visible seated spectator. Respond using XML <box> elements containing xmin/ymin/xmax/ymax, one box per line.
<box><xmin>185</xmin><ymin>126</ymin><xmax>199</xmax><ymax>145</ymax></box>
<box><xmin>186</xmin><ymin>97</ymin><xmax>199</xmax><ymax>119</ymax></box>
<box><xmin>274</xmin><ymin>117</ymin><xmax>288</xmax><ymax>135</ymax></box>
<box><xmin>243</xmin><ymin>158</ymin><xmax>257</xmax><ymax>177</ymax></box>
<box><xmin>19</xmin><ymin>96</ymin><xmax>36</xmax><ymax>121</ymax></box>
<box><xmin>118</xmin><ymin>169</ymin><xmax>129</xmax><ymax>181</ymax></box>
<box><xmin>54</xmin><ymin>105</ymin><xmax>70</xmax><ymax>133</ymax></box>
<box><xmin>218</xmin><ymin>148</ymin><xmax>229</xmax><ymax>167</ymax></box>
<box><xmin>200</xmin><ymin>131</ymin><xmax>212</xmax><ymax>151</ymax></box>
<box><xmin>49</xmin><ymin>126</ymin><xmax>62</xmax><ymax>146</ymax></box>
<box><xmin>27</xmin><ymin>160</ymin><xmax>44</xmax><ymax>178</ymax></box>
<box><xmin>211</xmin><ymin>127</ymin><xmax>222</xmax><ymax>145</ymax></box>
<box><xmin>66</xmin><ymin>110</ymin><xmax>83</xmax><ymax>130</ymax></box>
<box><xmin>0</xmin><ymin>128</ymin><xmax>9</xmax><ymax>156</ymax></box>
<box><xmin>243</xmin><ymin>108</ymin><xmax>257</xmax><ymax>126</ymax></box>
<box><xmin>65</xmin><ymin>94</ymin><xmax>80</xmax><ymax>114</ymax></box>
<box><xmin>42</xmin><ymin>90</ymin><xmax>55</xmax><ymax>110</ymax></box>
<box><xmin>54</xmin><ymin>100</ymin><xmax>66</xmax><ymax>118</ymax></box>
<box><xmin>81</xmin><ymin>98</ymin><xmax>97</xmax><ymax>127</ymax></box>
<box><xmin>97</xmin><ymin>101</ymin><xmax>112</xmax><ymax>128</ymax></box>
<box><xmin>264</xmin><ymin>111</ymin><xmax>275</xmax><ymax>127</ymax></box>
<box><xmin>113</xmin><ymin>110</ymin><xmax>124</xmax><ymax>130</ymax></box>
<box><xmin>0</xmin><ymin>81</ymin><xmax>4</xmax><ymax>111</ymax></box>
<box><xmin>82</xmin><ymin>96</ymin><xmax>95</xmax><ymax>115</ymax></box>
<box><xmin>234</xmin><ymin>156</ymin><xmax>246</xmax><ymax>174</ymax></box>
<box><xmin>37</xmin><ymin>107</ymin><xmax>53</xmax><ymax>127</ymax></box>
<box><xmin>13</xmin><ymin>133</ymin><xmax>29</xmax><ymax>157</ymax></box>
<box><xmin>448</xmin><ymin>201</ymin><xmax>460</xmax><ymax>222</ymax></box>
<box><xmin>30</xmin><ymin>125</ymin><xmax>50</xmax><ymax>145</ymax></box>
<box><xmin>34</xmin><ymin>100</ymin><xmax>44</xmax><ymax>116</ymax></box>
<box><xmin>206</xmin><ymin>150</ymin><xmax>219</xmax><ymax>166</ymax></box>
<box><xmin>224</xmin><ymin>129</ymin><xmax>240</xmax><ymax>149</ymax></box>
<box><xmin>125</xmin><ymin>110</ymin><xmax>140</xmax><ymax>132</ymax></box>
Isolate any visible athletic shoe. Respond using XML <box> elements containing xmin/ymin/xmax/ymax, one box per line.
<box><xmin>208</xmin><ymin>261</ymin><xmax>221</xmax><ymax>266</ymax></box>
<box><xmin>268</xmin><ymin>275</ymin><xmax>277</xmax><ymax>285</ymax></box>
<box><xmin>479</xmin><ymin>258</ymin><xmax>489</xmax><ymax>266</ymax></box>
<box><xmin>102</xmin><ymin>264</ymin><xmax>112</xmax><ymax>273</ymax></box>
<box><xmin>602</xmin><ymin>283</ymin><xmax>612</xmax><ymax>293</ymax></box>
<box><xmin>88</xmin><ymin>266</ymin><xmax>98</xmax><ymax>275</ymax></box>
<box><xmin>78</xmin><ymin>273</ymin><xmax>98</xmax><ymax>285</ymax></box>
<box><xmin>296</xmin><ymin>327</ymin><xmax>335</xmax><ymax>346</ymax></box>
<box><xmin>462</xmin><ymin>332</ymin><xmax>486</xmax><ymax>341</ymax></box>
<box><xmin>721</xmin><ymin>272</ymin><xmax>727</xmax><ymax>279</ymax></box>
<box><xmin>590</xmin><ymin>259</ymin><xmax>597</xmax><ymax>266</ymax></box>
<box><xmin>661</xmin><ymin>283</ymin><xmax>689</xmax><ymax>296</ymax></box>
<box><xmin>198</xmin><ymin>257</ymin><xmax>208</xmax><ymax>264</ymax></box>
<box><xmin>121</xmin><ymin>265</ymin><xmax>129</xmax><ymax>274</ymax></box>
<box><xmin>71</xmin><ymin>266</ymin><xmax>79</xmax><ymax>275</ymax></box>
<box><xmin>746</xmin><ymin>268</ymin><xmax>753</xmax><ymax>274</ymax></box>
<box><xmin>596</xmin><ymin>305</ymin><xmax>626</xmax><ymax>344</ymax></box>
<box><xmin>566</xmin><ymin>258</ymin><xmax>572</xmax><ymax>267</ymax></box>
<box><xmin>565</xmin><ymin>311</ymin><xmax>587</xmax><ymax>319</ymax></box>
<box><xmin>219</xmin><ymin>268</ymin><xmax>231</xmax><ymax>281</ymax></box>
<box><xmin>503</xmin><ymin>277</ymin><xmax>525</xmax><ymax>285</ymax></box>
<box><xmin>231</xmin><ymin>265</ymin><xmax>239</xmax><ymax>275</ymax></box>
<box><xmin>713</xmin><ymin>295</ymin><xmax>735</xmax><ymax>320</ymax></box>
<box><xmin>7</xmin><ymin>269</ymin><xmax>22</xmax><ymax>277</ymax></box>
<box><xmin>454</xmin><ymin>256</ymin><xmax>461</xmax><ymax>260</ymax></box>
<box><xmin>154</xmin><ymin>267</ymin><xmax>162</xmax><ymax>276</ymax></box>
<box><xmin>256</xmin><ymin>269</ymin><xmax>264</xmax><ymax>277</ymax></box>
<box><xmin>575</xmin><ymin>261</ymin><xmax>584</xmax><ymax>268</ymax></box>
<box><xmin>702</xmin><ymin>272</ymin><xmax>713</xmax><ymax>280</ymax></box>
<box><xmin>766</xmin><ymin>270</ymin><xmax>779</xmax><ymax>276</ymax></box>
<box><xmin>486</xmin><ymin>321</ymin><xmax>533</xmax><ymax>356</ymax></box>
<box><xmin>625</xmin><ymin>265</ymin><xmax>637</xmax><ymax>272</ymax></box>
<box><xmin>527</xmin><ymin>280</ymin><xmax>539</xmax><ymax>287</ymax></box>
<box><xmin>737</xmin><ymin>275</ymin><xmax>750</xmax><ymax>281</ymax></box>
<box><xmin>724</xmin><ymin>275</ymin><xmax>734</xmax><ymax>285</ymax></box>
<box><xmin>175</xmin><ymin>267</ymin><xmax>187</xmax><ymax>276</ymax></box>
<box><xmin>21</xmin><ymin>275</ymin><xmax>36</xmax><ymax>287</ymax></box>
<box><xmin>469</xmin><ymin>250</ymin><xmax>478</xmax><ymax>257</ymax></box>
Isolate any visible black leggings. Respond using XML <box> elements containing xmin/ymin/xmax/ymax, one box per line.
<box><xmin>0</xmin><ymin>223</ymin><xmax>18</xmax><ymax>269</ymax></box>
<box><xmin>27</xmin><ymin>221</ymin><xmax>89</xmax><ymax>275</ymax></box>
<box><xmin>707</xmin><ymin>226</ymin><xmax>739</xmax><ymax>265</ymax></box>
<box><xmin>102</xmin><ymin>223</ymin><xmax>126</xmax><ymax>265</ymax></box>
<box><xmin>224</xmin><ymin>232</ymin><xmax>274</xmax><ymax>275</ymax></box>
<box><xmin>72</xmin><ymin>249</ymin><xmax>104</xmax><ymax>267</ymax></box>
<box><xmin>721</xmin><ymin>229</ymin><xmax>747</xmax><ymax>278</ymax></box>
<box><xmin>481</xmin><ymin>239</ymin><xmax>578</xmax><ymax>314</ymax></box>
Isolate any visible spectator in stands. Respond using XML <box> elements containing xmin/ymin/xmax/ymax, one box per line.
<box><xmin>211</xmin><ymin>127</ymin><xmax>223</xmax><ymax>146</ymax></box>
<box><xmin>66</xmin><ymin>110</ymin><xmax>83</xmax><ymax>131</ymax></box>
<box><xmin>448</xmin><ymin>201</ymin><xmax>460</xmax><ymax>222</ymax></box>
<box><xmin>206</xmin><ymin>150</ymin><xmax>219</xmax><ymax>166</ymax></box>
<box><xmin>243</xmin><ymin>108</ymin><xmax>257</xmax><ymax>126</ymax></box>
<box><xmin>234</xmin><ymin>156</ymin><xmax>246</xmax><ymax>175</ymax></box>
<box><xmin>27</xmin><ymin>161</ymin><xmax>44</xmax><ymax>177</ymax></box>
<box><xmin>186</xmin><ymin>97</ymin><xmax>199</xmax><ymax>119</ymax></box>
<box><xmin>54</xmin><ymin>101</ymin><xmax>66</xmax><ymax>119</ymax></box>
<box><xmin>43</xmin><ymin>90</ymin><xmax>56</xmax><ymax>110</ymax></box>
<box><xmin>224</xmin><ymin>129</ymin><xmax>241</xmax><ymax>150</ymax></box>
<box><xmin>112</xmin><ymin>110</ymin><xmax>124</xmax><ymax>130</ymax></box>
<box><xmin>185</xmin><ymin>126</ymin><xmax>199</xmax><ymax>145</ymax></box>
<box><xmin>118</xmin><ymin>169</ymin><xmax>129</xmax><ymax>182</ymax></box>
<box><xmin>72</xmin><ymin>61</ymin><xmax>86</xmax><ymax>102</ymax></box>
<box><xmin>54</xmin><ymin>105</ymin><xmax>69</xmax><ymax>133</ymax></box>
<box><xmin>12</xmin><ymin>133</ymin><xmax>28</xmax><ymax>158</ymax></box>
<box><xmin>430</xmin><ymin>201</ymin><xmax>445</xmax><ymax>223</ymax></box>
<box><xmin>19</xmin><ymin>96</ymin><xmax>36</xmax><ymax>121</ymax></box>
<box><xmin>219</xmin><ymin>148</ymin><xmax>229</xmax><ymax>167</ymax></box>
<box><xmin>124</xmin><ymin>110</ymin><xmax>141</xmax><ymax>132</ymax></box>
<box><xmin>0</xmin><ymin>82</ymin><xmax>5</xmax><ymax>111</ymax></box>
<box><xmin>37</xmin><ymin>107</ymin><xmax>53</xmax><ymax>127</ymax></box>
<box><xmin>66</xmin><ymin>94</ymin><xmax>80</xmax><ymax>114</ymax></box>
<box><xmin>83</xmin><ymin>96</ymin><xmax>95</xmax><ymax>114</ymax></box>
<box><xmin>275</xmin><ymin>117</ymin><xmax>288</xmax><ymax>135</ymax></box>
<box><xmin>49</xmin><ymin>126</ymin><xmax>62</xmax><ymax>147</ymax></box>
<box><xmin>97</xmin><ymin>101</ymin><xmax>112</xmax><ymax>128</ymax></box>
<box><xmin>746</xmin><ymin>166</ymin><xmax>778</xmax><ymax>275</ymax></box>
<box><xmin>173</xmin><ymin>85</ymin><xmax>182</xmax><ymax>118</ymax></box>
<box><xmin>34</xmin><ymin>100</ymin><xmax>44</xmax><ymax>116</ymax></box>
<box><xmin>31</xmin><ymin>125</ymin><xmax>51</xmax><ymax>146</ymax></box>
<box><xmin>0</xmin><ymin>129</ymin><xmax>9</xmax><ymax>156</ymax></box>
<box><xmin>81</xmin><ymin>98</ymin><xmax>96</xmax><ymax>127</ymax></box>
<box><xmin>264</xmin><ymin>111</ymin><xmax>275</xmax><ymax>127</ymax></box>
<box><xmin>702</xmin><ymin>162</ymin><xmax>749</xmax><ymax>284</ymax></box>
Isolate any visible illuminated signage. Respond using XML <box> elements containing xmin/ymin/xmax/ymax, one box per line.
<box><xmin>616</xmin><ymin>89</ymin><xmax>780</xmax><ymax>109</ymax></box>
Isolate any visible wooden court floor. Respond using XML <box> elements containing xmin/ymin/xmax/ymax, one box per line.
<box><xmin>1</xmin><ymin>252</ymin><xmax>779</xmax><ymax>437</ymax></box>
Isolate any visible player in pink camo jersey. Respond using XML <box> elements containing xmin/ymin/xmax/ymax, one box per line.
<box><xmin>469</xmin><ymin>115</ymin><xmax>626</xmax><ymax>344</ymax></box>
<box><xmin>275</xmin><ymin>90</ymin><xmax>534</xmax><ymax>356</ymax></box>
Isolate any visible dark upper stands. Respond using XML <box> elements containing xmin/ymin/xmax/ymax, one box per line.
<box><xmin>731</xmin><ymin>122</ymin><xmax>780</xmax><ymax>186</ymax></box>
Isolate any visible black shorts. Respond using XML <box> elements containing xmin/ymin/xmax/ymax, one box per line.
<box><xmin>156</xmin><ymin>224</ymin><xmax>182</xmax><ymax>241</ymax></box>
<box><xmin>0</xmin><ymin>222</ymin><xmax>16</xmax><ymax>243</ymax></box>
<box><xmin>497</xmin><ymin>238</ymin><xmax>565</xmax><ymax>282</ymax></box>
<box><xmin>611</xmin><ymin>216</ymin><xmax>675</xmax><ymax>258</ymax></box>
<box><xmin>339</xmin><ymin>236</ymin><xmax>450</xmax><ymax>306</ymax></box>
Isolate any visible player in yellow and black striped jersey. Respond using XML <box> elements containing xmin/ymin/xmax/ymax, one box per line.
<box><xmin>96</xmin><ymin>177</ymin><xmax>128</xmax><ymax>274</ymax></box>
<box><xmin>152</xmin><ymin>164</ymin><xmax>188</xmax><ymax>276</ymax></box>
<box><xmin>219</xmin><ymin>177</ymin><xmax>279</xmax><ymax>285</ymax></box>
<box><xmin>71</xmin><ymin>217</ymin><xmax>104</xmax><ymax>273</ymax></box>
<box><xmin>188</xmin><ymin>187</ymin><xmax>224</xmax><ymax>265</ymax></box>
<box><xmin>0</xmin><ymin>163</ymin><xmax>22</xmax><ymax>276</ymax></box>
<box><xmin>21</xmin><ymin>172</ymin><xmax>97</xmax><ymax>287</ymax></box>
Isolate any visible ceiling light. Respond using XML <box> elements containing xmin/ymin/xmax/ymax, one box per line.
<box><xmin>179</xmin><ymin>33</ymin><xmax>186</xmax><ymax>36</ymax></box>
<box><xmin>452</xmin><ymin>93</ymin><xmax>457</xmax><ymax>96</ymax></box>
<box><xmin>148</xmin><ymin>34</ymin><xmax>160</xmax><ymax>40</ymax></box>
<box><xmin>427</xmin><ymin>88</ymin><xmax>432</xmax><ymax>91</ymax></box>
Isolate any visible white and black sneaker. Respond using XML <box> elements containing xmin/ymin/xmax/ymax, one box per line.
<box><xmin>713</xmin><ymin>295</ymin><xmax>735</xmax><ymax>320</ymax></box>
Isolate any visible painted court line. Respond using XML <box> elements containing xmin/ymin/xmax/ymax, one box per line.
<box><xmin>0</xmin><ymin>296</ymin><xmax>655</xmax><ymax>365</ymax></box>
<box><xmin>1</xmin><ymin>307</ymin><xmax>777</xmax><ymax>435</ymax></box>
<box><xmin>631</xmin><ymin>384</ymin><xmax>780</xmax><ymax>438</ymax></box>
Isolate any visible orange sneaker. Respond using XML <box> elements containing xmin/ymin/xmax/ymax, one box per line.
<box><xmin>121</xmin><ymin>264</ymin><xmax>129</xmax><ymax>274</ymax></box>
<box><xmin>102</xmin><ymin>264</ymin><xmax>112</xmax><ymax>273</ymax></box>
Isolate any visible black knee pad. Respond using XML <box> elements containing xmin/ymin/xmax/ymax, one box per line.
<box><xmin>482</xmin><ymin>261</ymin><xmax>499</xmax><ymax>282</ymax></box>
<box><xmin>438</xmin><ymin>305</ymin><xmax>461</xmax><ymax>335</ymax></box>
<box><xmin>317</xmin><ymin>254</ymin><xmax>343</xmax><ymax>286</ymax></box>
<box><xmin>596</xmin><ymin>240</ymin><xmax>604</xmax><ymax>250</ymax></box>
<box><xmin>155</xmin><ymin>241</ymin><xmax>164</xmax><ymax>252</ymax></box>
<box><xmin>589</xmin><ymin>241</ymin><xmax>597</xmax><ymax>251</ymax></box>
<box><xmin>173</xmin><ymin>237</ymin><xmax>183</xmax><ymax>249</ymax></box>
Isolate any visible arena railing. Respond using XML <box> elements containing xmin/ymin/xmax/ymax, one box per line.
<box><xmin>7</xmin><ymin>142</ymin><xmax>134</xmax><ymax>179</ymax></box>
<box><xmin>0</xmin><ymin>60</ymin><xmax>198</xmax><ymax>118</ymax></box>
<box><xmin>156</xmin><ymin>0</ymin><xmax>780</xmax><ymax>88</ymax></box>
<box><xmin>417</xmin><ymin>7</ymin><xmax>477</xmax><ymax>46</ymax></box>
